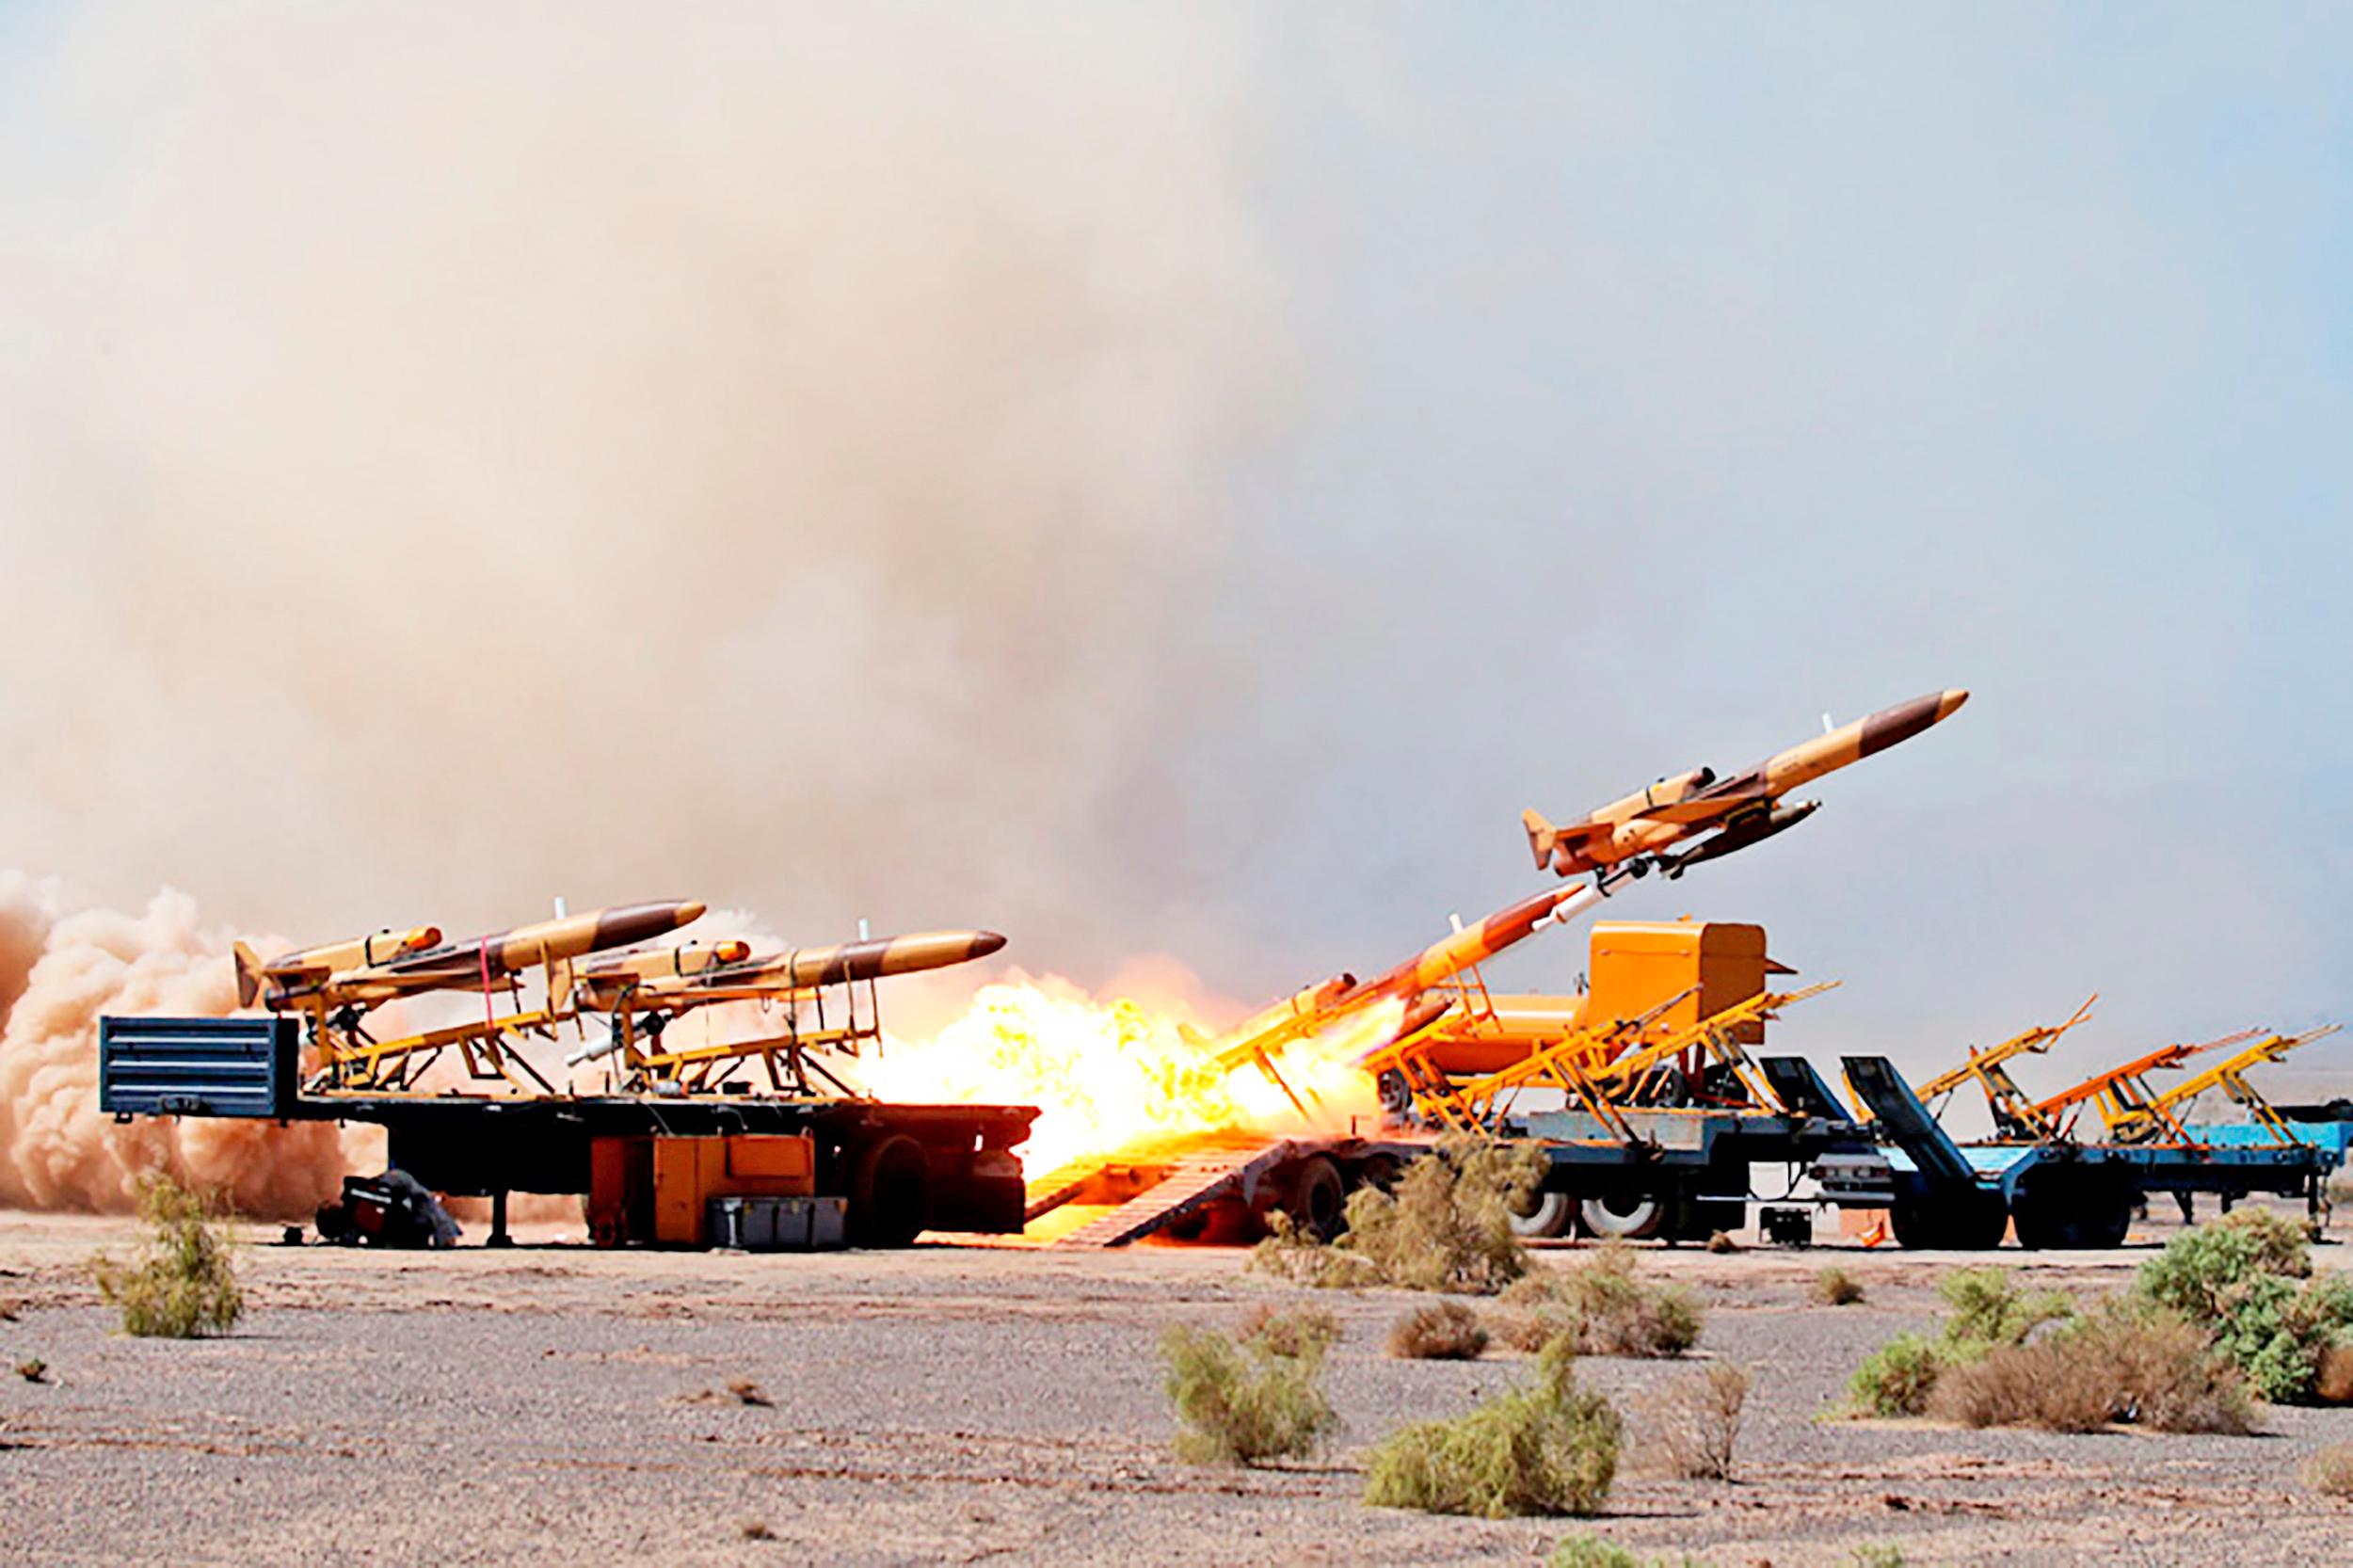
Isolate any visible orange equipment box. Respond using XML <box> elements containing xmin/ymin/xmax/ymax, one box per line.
<box><xmin>590</xmin><ymin>1134</ymin><xmax>819</xmax><ymax>1247</ymax></box>
<box><xmin>1584</xmin><ymin>920</ymin><xmax>1784</xmax><ymax>1048</ymax></box>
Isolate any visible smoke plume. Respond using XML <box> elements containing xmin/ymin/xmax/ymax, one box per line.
<box><xmin>0</xmin><ymin>3</ymin><xmax>1286</xmax><ymax>968</ymax></box>
<box><xmin>0</xmin><ymin>873</ymin><xmax>374</xmax><ymax>1216</ymax></box>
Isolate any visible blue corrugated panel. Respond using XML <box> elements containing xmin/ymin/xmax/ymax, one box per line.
<box><xmin>99</xmin><ymin>1016</ymin><xmax>297</xmax><ymax>1119</ymax></box>
<box><xmin>2185</xmin><ymin>1120</ymin><xmax>2353</xmax><ymax>1154</ymax></box>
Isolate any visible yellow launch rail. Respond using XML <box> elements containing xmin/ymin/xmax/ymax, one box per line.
<box><xmin>1890</xmin><ymin>995</ymin><xmax>2097</xmax><ymax>1143</ymax></box>
<box><xmin>590</xmin><ymin>980</ymin><xmax>882</xmax><ymax>1097</ymax></box>
<box><xmin>307</xmin><ymin>1005</ymin><xmax>565</xmax><ymax>1095</ymax></box>
<box><xmin>2026</xmin><ymin>1028</ymin><xmax>2260</xmax><ymax>1139</ymax></box>
<box><xmin>2103</xmin><ymin>1025</ymin><xmax>2343</xmax><ymax>1145</ymax></box>
<box><xmin>1403</xmin><ymin>982</ymin><xmax>1837</xmax><ymax>1139</ymax></box>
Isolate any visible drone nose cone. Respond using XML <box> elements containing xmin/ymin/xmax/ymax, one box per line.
<box><xmin>593</xmin><ymin>901</ymin><xmax>706</xmax><ymax>949</ymax></box>
<box><xmin>1858</xmin><ymin>689</ymin><xmax>1968</xmax><ymax>758</ymax></box>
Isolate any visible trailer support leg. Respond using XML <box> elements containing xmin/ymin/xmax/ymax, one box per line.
<box><xmin>488</xmin><ymin>1189</ymin><xmax>512</xmax><ymax>1248</ymax></box>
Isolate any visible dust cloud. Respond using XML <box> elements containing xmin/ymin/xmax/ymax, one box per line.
<box><xmin>0</xmin><ymin>873</ymin><xmax>376</xmax><ymax>1216</ymax></box>
<box><xmin>0</xmin><ymin>3</ymin><xmax>1287</xmax><ymax>961</ymax></box>
<box><xmin>0</xmin><ymin>5</ymin><xmax>1294</xmax><ymax>1207</ymax></box>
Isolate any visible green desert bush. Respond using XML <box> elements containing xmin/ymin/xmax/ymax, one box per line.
<box><xmin>1363</xmin><ymin>1338</ymin><xmax>1621</xmax><ymax>1517</ymax></box>
<box><xmin>1496</xmin><ymin>1246</ymin><xmax>1702</xmax><ymax>1358</ymax></box>
<box><xmin>1937</xmin><ymin>1265</ymin><xmax>2074</xmax><ymax>1352</ymax></box>
<box><xmin>1639</xmin><ymin>1362</ymin><xmax>1751</xmax><ymax>1480</ymax></box>
<box><xmin>1387</xmin><ymin>1301</ymin><xmax>1489</xmax><ymax>1360</ymax></box>
<box><xmin>1844</xmin><ymin>1267</ymin><xmax>2075</xmax><ymax>1416</ymax></box>
<box><xmin>1847</xmin><ymin>1547</ymin><xmax>1908</xmax><ymax>1568</ymax></box>
<box><xmin>16</xmin><ymin>1358</ymin><xmax>47</xmax><ymax>1384</ymax></box>
<box><xmin>1846</xmin><ymin>1332</ymin><xmax>1945</xmax><ymax>1417</ymax></box>
<box><xmin>1812</xmin><ymin>1265</ymin><xmax>1865</xmax><ymax>1306</ymax></box>
<box><xmin>2134</xmin><ymin>1209</ymin><xmax>2353</xmax><ymax>1403</ymax></box>
<box><xmin>1160</xmin><ymin>1318</ymin><xmax>1337</xmax><ymax>1466</ymax></box>
<box><xmin>88</xmin><ymin>1175</ymin><xmax>241</xmax><ymax>1338</ymax></box>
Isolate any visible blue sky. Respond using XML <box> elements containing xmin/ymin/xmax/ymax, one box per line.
<box><xmin>0</xmin><ymin>6</ymin><xmax>2346</xmax><ymax>1084</ymax></box>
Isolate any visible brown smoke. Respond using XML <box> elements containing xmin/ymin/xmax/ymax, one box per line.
<box><xmin>0</xmin><ymin>4</ymin><xmax>1285</xmax><ymax>968</ymax></box>
<box><xmin>0</xmin><ymin>874</ymin><xmax>376</xmax><ymax>1217</ymax></box>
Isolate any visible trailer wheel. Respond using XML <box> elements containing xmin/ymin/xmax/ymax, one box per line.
<box><xmin>2012</xmin><ymin>1178</ymin><xmax>2135</xmax><ymax>1251</ymax></box>
<box><xmin>848</xmin><ymin>1136</ymin><xmax>931</xmax><ymax>1248</ymax></box>
<box><xmin>1890</xmin><ymin>1191</ymin><xmax>2007</xmax><ymax>1250</ymax></box>
<box><xmin>1277</xmin><ymin>1156</ymin><xmax>1348</xmax><ymax>1242</ymax></box>
<box><xmin>1356</xmin><ymin>1154</ymin><xmax>1403</xmax><ymax>1195</ymax></box>
<box><xmin>1581</xmin><ymin>1193</ymin><xmax>1663</xmax><ymax>1240</ymax></box>
<box><xmin>1511</xmin><ymin>1190</ymin><xmax>1576</xmax><ymax>1240</ymax></box>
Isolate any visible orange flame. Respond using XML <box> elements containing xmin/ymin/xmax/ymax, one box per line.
<box><xmin>857</xmin><ymin>972</ymin><xmax>1389</xmax><ymax>1175</ymax></box>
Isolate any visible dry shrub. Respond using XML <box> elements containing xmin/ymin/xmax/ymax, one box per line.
<box><xmin>1160</xmin><ymin>1321</ymin><xmax>1337</xmax><ymax>1465</ymax></box>
<box><xmin>2302</xmin><ymin>1442</ymin><xmax>2353</xmax><ymax>1497</ymax></box>
<box><xmin>1548</xmin><ymin>1538</ymin><xmax>1694</xmax><ymax>1568</ymax></box>
<box><xmin>1705</xmin><ymin>1231</ymin><xmax>1738</xmax><ymax>1254</ymax></box>
<box><xmin>726</xmin><ymin>1379</ymin><xmax>774</xmax><ymax>1407</ymax></box>
<box><xmin>16</xmin><ymin>1358</ymin><xmax>47</xmax><ymax>1384</ymax></box>
<box><xmin>1498</xmin><ymin>1246</ymin><xmax>1702</xmax><ymax>1358</ymax></box>
<box><xmin>738</xmin><ymin>1520</ymin><xmax>776</xmax><ymax>1542</ymax></box>
<box><xmin>1339</xmin><ymin>1140</ymin><xmax>1545</xmax><ymax>1294</ymax></box>
<box><xmin>1844</xmin><ymin>1268</ymin><xmax>2081</xmax><ymax>1418</ymax></box>
<box><xmin>1238</xmin><ymin>1304</ymin><xmax>1342</xmax><ymax>1360</ymax></box>
<box><xmin>88</xmin><ymin>1175</ymin><xmax>241</xmax><ymax>1339</ymax></box>
<box><xmin>1640</xmin><ymin>1362</ymin><xmax>1751</xmax><ymax>1480</ymax></box>
<box><xmin>1931</xmin><ymin>1304</ymin><xmax>2253</xmax><ymax>1435</ymax></box>
<box><xmin>1250</xmin><ymin>1213</ymin><xmax>1383</xmax><ymax>1289</ymax></box>
<box><xmin>2315</xmin><ymin>1344</ymin><xmax>2353</xmax><ymax>1404</ymax></box>
<box><xmin>1363</xmin><ymin>1339</ymin><xmax>1621</xmax><ymax>1517</ymax></box>
<box><xmin>1812</xmin><ymin>1266</ymin><xmax>1865</xmax><ymax>1307</ymax></box>
<box><xmin>1388</xmin><ymin>1301</ymin><xmax>1489</xmax><ymax>1360</ymax></box>
<box><xmin>1929</xmin><ymin>1336</ymin><xmax>2113</xmax><ymax>1432</ymax></box>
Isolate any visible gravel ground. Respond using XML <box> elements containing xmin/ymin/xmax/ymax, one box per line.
<box><xmin>6</xmin><ymin>1213</ymin><xmax>2353</xmax><ymax>1565</ymax></box>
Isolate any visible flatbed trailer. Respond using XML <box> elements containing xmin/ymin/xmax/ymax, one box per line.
<box><xmin>99</xmin><ymin>1015</ymin><xmax>1035</xmax><ymax>1248</ymax></box>
<box><xmin>1029</xmin><ymin>1055</ymin><xmax>1881</xmax><ymax>1248</ymax></box>
<box><xmin>1502</xmin><ymin>1054</ymin><xmax>1873</xmax><ymax>1240</ymax></box>
<box><xmin>1815</xmin><ymin>1054</ymin><xmax>2344</xmax><ymax>1248</ymax></box>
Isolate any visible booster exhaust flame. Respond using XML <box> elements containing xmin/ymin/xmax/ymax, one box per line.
<box><xmin>858</xmin><ymin>972</ymin><xmax>1389</xmax><ymax>1176</ymax></box>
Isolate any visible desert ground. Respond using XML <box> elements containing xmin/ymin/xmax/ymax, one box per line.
<box><xmin>5</xmin><ymin>1210</ymin><xmax>2352</xmax><ymax>1566</ymax></box>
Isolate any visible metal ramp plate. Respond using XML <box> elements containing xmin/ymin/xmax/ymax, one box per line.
<box><xmin>1051</xmin><ymin>1144</ymin><xmax>1289</xmax><ymax>1248</ymax></box>
<box><xmin>1023</xmin><ymin>1159</ymin><xmax>1123</xmax><ymax>1223</ymax></box>
<box><xmin>1842</xmin><ymin>1055</ymin><xmax>1980</xmax><ymax>1189</ymax></box>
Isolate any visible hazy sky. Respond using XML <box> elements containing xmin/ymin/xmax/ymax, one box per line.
<box><xmin>1</xmin><ymin>6</ymin><xmax>2346</xmax><ymax>1088</ymax></box>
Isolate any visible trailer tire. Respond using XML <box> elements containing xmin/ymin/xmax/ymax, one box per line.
<box><xmin>848</xmin><ymin>1136</ymin><xmax>931</xmax><ymax>1248</ymax></box>
<box><xmin>2013</xmin><ymin>1179</ymin><xmax>2135</xmax><ymax>1251</ymax></box>
<box><xmin>1581</xmin><ymin>1193</ymin><xmax>1664</xmax><ymax>1240</ymax></box>
<box><xmin>1356</xmin><ymin>1154</ymin><xmax>1403</xmax><ymax>1195</ymax></box>
<box><xmin>1890</xmin><ymin>1190</ymin><xmax>2007</xmax><ymax>1251</ymax></box>
<box><xmin>1276</xmin><ymin>1156</ymin><xmax>1348</xmax><ymax>1242</ymax></box>
<box><xmin>1511</xmin><ymin>1190</ymin><xmax>1576</xmax><ymax>1240</ymax></box>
